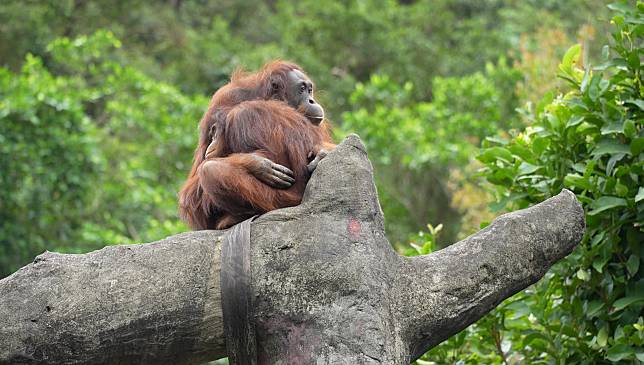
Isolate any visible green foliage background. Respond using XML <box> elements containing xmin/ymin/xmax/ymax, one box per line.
<box><xmin>0</xmin><ymin>0</ymin><xmax>641</xmax><ymax>363</ymax></box>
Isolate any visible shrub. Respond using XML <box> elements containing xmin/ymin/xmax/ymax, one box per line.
<box><xmin>473</xmin><ymin>2</ymin><xmax>643</xmax><ymax>363</ymax></box>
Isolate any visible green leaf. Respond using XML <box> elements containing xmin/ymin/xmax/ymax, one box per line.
<box><xmin>587</xmin><ymin>300</ymin><xmax>605</xmax><ymax>318</ymax></box>
<box><xmin>509</xmin><ymin>144</ymin><xmax>533</xmax><ymax>161</ymax></box>
<box><xmin>536</xmin><ymin>91</ymin><xmax>555</xmax><ymax>115</ymax></box>
<box><xmin>627</xmin><ymin>52</ymin><xmax>640</xmax><ymax>70</ymax></box>
<box><xmin>600</xmin><ymin>122</ymin><xmax>624</xmax><ymax>135</ymax></box>
<box><xmin>624</xmin><ymin>120</ymin><xmax>636</xmax><ymax>138</ymax></box>
<box><xmin>546</xmin><ymin>113</ymin><xmax>561</xmax><ymax>130</ymax></box>
<box><xmin>591</xmin><ymin>140</ymin><xmax>631</xmax><ymax>156</ymax></box>
<box><xmin>523</xmin><ymin>331</ymin><xmax>549</xmax><ymax>346</ymax></box>
<box><xmin>584</xmin><ymin>160</ymin><xmax>596</xmax><ymax>178</ymax></box>
<box><xmin>606</xmin><ymin>344</ymin><xmax>634</xmax><ymax>361</ymax></box>
<box><xmin>588</xmin><ymin>74</ymin><xmax>602</xmax><ymax>101</ymax></box>
<box><xmin>636</xmin><ymin>352</ymin><xmax>644</xmax><ymax>362</ymax></box>
<box><xmin>561</xmin><ymin>44</ymin><xmax>581</xmax><ymax>71</ymax></box>
<box><xmin>607</xmin><ymin>2</ymin><xmax>633</xmax><ymax>13</ymax></box>
<box><xmin>614</xmin><ymin>325</ymin><xmax>625</xmax><ymax>340</ymax></box>
<box><xmin>577</xmin><ymin>269</ymin><xmax>591</xmax><ymax>281</ymax></box>
<box><xmin>613</xmin><ymin>294</ymin><xmax>644</xmax><ymax>311</ymax></box>
<box><xmin>597</xmin><ymin>326</ymin><xmax>608</xmax><ymax>347</ymax></box>
<box><xmin>518</xmin><ymin>162</ymin><xmax>540</xmax><ymax>176</ymax></box>
<box><xmin>636</xmin><ymin>187</ymin><xmax>644</xmax><ymax>203</ymax></box>
<box><xmin>631</xmin><ymin>137</ymin><xmax>644</xmax><ymax>156</ymax></box>
<box><xmin>624</xmin><ymin>99</ymin><xmax>644</xmax><ymax>111</ymax></box>
<box><xmin>580</xmin><ymin>67</ymin><xmax>591</xmax><ymax>92</ymax></box>
<box><xmin>593</xmin><ymin>251</ymin><xmax>611</xmax><ymax>273</ymax></box>
<box><xmin>602</xmin><ymin>45</ymin><xmax>610</xmax><ymax>60</ymax></box>
<box><xmin>532</xmin><ymin>137</ymin><xmax>550</xmax><ymax>155</ymax></box>
<box><xmin>484</xmin><ymin>136</ymin><xmax>508</xmax><ymax>145</ymax></box>
<box><xmin>572</xmin><ymin>162</ymin><xmax>586</xmax><ymax>173</ymax></box>
<box><xmin>606</xmin><ymin>153</ymin><xmax>626</xmax><ymax>176</ymax></box>
<box><xmin>564</xmin><ymin>173</ymin><xmax>593</xmax><ymax>191</ymax></box>
<box><xmin>588</xmin><ymin>196</ymin><xmax>627</xmax><ymax>216</ymax></box>
<box><xmin>477</xmin><ymin>146</ymin><xmax>514</xmax><ymax>164</ymax></box>
<box><xmin>626</xmin><ymin>255</ymin><xmax>640</xmax><ymax>276</ymax></box>
<box><xmin>591</xmin><ymin>231</ymin><xmax>606</xmax><ymax>246</ymax></box>
<box><xmin>559</xmin><ymin>44</ymin><xmax>582</xmax><ymax>83</ymax></box>
<box><xmin>615</xmin><ymin>181</ymin><xmax>628</xmax><ymax>197</ymax></box>
<box><xmin>613</xmin><ymin>15</ymin><xmax>625</xmax><ymax>27</ymax></box>
<box><xmin>566</xmin><ymin>115</ymin><xmax>585</xmax><ymax>129</ymax></box>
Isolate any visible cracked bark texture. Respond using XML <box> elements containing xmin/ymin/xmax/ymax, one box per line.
<box><xmin>0</xmin><ymin>135</ymin><xmax>585</xmax><ymax>365</ymax></box>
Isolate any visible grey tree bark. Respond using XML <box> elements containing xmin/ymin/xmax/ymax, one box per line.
<box><xmin>0</xmin><ymin>135</ymin><xmax>585</xmax><ymax>365</ymax></box>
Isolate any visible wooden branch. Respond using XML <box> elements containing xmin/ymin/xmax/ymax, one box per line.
<box><xmin>0</xmin><ymin>135</ymin><xmax>585</xmax><ymax>365</ymax></box>
<box><xmin>0</xmin><ymin>231</ymin><xmax>227</xmax><ymax>364</ymax></box>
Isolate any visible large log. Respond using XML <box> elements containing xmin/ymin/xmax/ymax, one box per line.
<box><xmin>0</xmin><ymin>135</ymin><xmax>585</xmax><ymax>364</ymax></box>
<box><xmin>0</xmin><ymin>231</ymin><xmax>227</xmax><ymax>364</ymax></box>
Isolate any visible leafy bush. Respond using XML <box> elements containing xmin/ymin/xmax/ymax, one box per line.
<box><xmin>0</xmin><ymin>31</ymin><xmax>206</xmax><ymax>277</ymax></box>
<box><xmin>46</xmin><ymin>31</ymin><xmax>206</xmax><ymax>244</ymax></box>
<box><xmin>469</xmin><ymin>2</ymin><xmax>643</xmax><ymax>363</ymax></box>
<box><xmin>0</xmin><ymin>55</ymin><xmax>100</xmax><ymax>273</ymax></box>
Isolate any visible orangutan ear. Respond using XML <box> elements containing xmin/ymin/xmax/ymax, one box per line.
<box><xmin>269</xmin><ymin>74</ymin><xmax>286</xmax><ymax>96</ymax></box>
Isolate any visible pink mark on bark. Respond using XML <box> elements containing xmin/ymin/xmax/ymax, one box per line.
<box><xmin>257</xmin><ymin>317</ymin><xmax>316</xmax><ymax>365</ymax></box>
<box><xmin>287</xmin><ymin>323</ymin><xmax>307</xmax><ymax>365</ymax></box>
<box><xmin>348</xmin><ymin>218</ymin><xmax>361</xmax><ymax>241</ymax></box>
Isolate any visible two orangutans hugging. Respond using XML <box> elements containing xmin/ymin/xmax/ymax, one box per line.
<box><xmin>178</xmin><ymin>61</ymin><xmax>336</xmax><ymax>230</ymax></box>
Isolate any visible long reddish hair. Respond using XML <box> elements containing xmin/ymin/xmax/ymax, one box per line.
<box><xmin>178</xmin><ymin>61</ymin><xmax>333</xmax><ymax>230</ymax></box>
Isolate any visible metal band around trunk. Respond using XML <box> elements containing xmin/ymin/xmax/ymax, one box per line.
<box><xmin>220</xmin><ymin>217</ymin><xmax>257</xmax><ymax>365</ymax></box>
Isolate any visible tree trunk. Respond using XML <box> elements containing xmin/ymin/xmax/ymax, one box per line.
<box><xmin>0</xmin><ymin>135</ymin><xmax>585</xmax><ymax>365</ymax></box>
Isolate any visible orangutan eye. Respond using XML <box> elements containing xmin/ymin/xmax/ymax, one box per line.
<box><xmin>300</xmin><ymin>83</ymin><xmax>307</xmax><ymax>92</ymax></box>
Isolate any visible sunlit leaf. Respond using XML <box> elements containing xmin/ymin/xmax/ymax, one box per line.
<box><xmin>624</xmin><ymin>99</ymin><xmax>644</xmax><ymax>111</ymax></box>
<box><xmin>635</xmin><ymin>187</ymin><xmax>644</xmax><ymax>203</ymax></box>
<box><xmin>597</xmin><ymin>326</ymin><xmax>608</xmax><ymax>347</ymax></box>
<box><xmin>559</xmin><ymin>44</ymin><xmax>582</xmax><ymax>81</ymax></box>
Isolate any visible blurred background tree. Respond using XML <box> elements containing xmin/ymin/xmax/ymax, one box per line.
<box><xmin>1</xmin><ymin>0</ymin><xmax>641</xmax><ymax>363</ymax></box>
